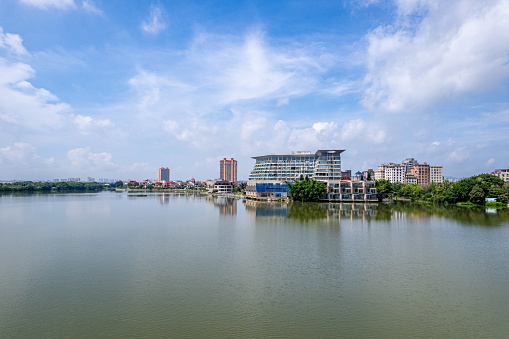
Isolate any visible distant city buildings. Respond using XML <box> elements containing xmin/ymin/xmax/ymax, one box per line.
<box><xmin>158</xmin><ymin>167</ymin><xmax>170</xmax><ymax>182</ymax></box>
<box><xmin>375</xmin><ymin>158</ymin><xmax>443</xmax><ymax>185</ymax></box>
<box><xmin>220</xmin><ymin>158</ymin><xmax>237</xmax><ymax>183</ymax></box>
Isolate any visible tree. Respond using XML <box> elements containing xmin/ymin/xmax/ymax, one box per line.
<box><xmin>497</xmin><ymin>194</ymin><xmax>508</xmax><ymax>204</ymax></box>
<box><xmin>469</xmin><ymin>185</ymin><xmax>485</xmax><ymax>204</ymax></box>
<box><xmin>411</xmin><ymin>184</ymin><xmax>424</xmax><ymax>199</ymax></box>
<box><xmin>392</xmin><ymin>182</ymin><xmax>404</xmax><ymax>196</ymax></box>
<box><xmin>443</xmin><ymin>189</ymin><xmax>458</xmax><ymax>204</ymax></box>
<box><xmin>286</xmin><ymin>177</ymin><xmax>326</xmax><ymax>202</ymax></box>
<box><xmin>453</xmin><ymin>178</ymin><xmax>476</xmax><ymax>202</ymax></box>
<box><xmin>400</xmin><ymin>184</ymin><xmax>413</xmax><ymax>198</ymax></box>
<box><xmin>375</xmin><ymin>180</ymin><xmax>393</xmax><ymax>201</ymax></box>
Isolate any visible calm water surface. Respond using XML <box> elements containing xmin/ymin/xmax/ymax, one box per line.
<box><xmin>0</xmin><ymin>192</ymin><xmax>508</xmax><ymax>338</ymax></box>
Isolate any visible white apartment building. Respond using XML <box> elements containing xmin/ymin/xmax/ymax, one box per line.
<box><xmin>385</xmin><ymin>164</ymin><xmax>406</xmax><ymax>183</ymax></box>
<box><xmin>374</xmin><ymin>169</ymin><xmax>385</xmax><ymax>181</ymax></box>
<box><xmin>430</xmin><ymin>165</ymin><xmax>444</xmax><ymax>183</ymax></box>
<box><xmin>377</xmin><ymin>163</ymin><xmax>406</xmax><ymax>183</ymax></box>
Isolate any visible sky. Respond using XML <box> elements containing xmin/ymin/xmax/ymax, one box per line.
<box><xmin>0</xmin><ymin>0</ymin><xmax>508</xmax><ymax>181</ymax></box>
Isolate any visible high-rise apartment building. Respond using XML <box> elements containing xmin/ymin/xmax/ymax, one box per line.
<box><xmin>220</xmin><ymin>158</ymin><xmax>237</xmax><ymax>183</ymax></box>
<box><xmin>402</xmin><ymin>158</ymin><xmax>419</xmax><ymax>172</ymax></box>
<box><xmin>158</xmin><ymin>167</ymin><xmax>170</xmax><ymax>182</ymax></box>
<box><xmin>376</xmin><ymin>159</ymin><xmax>441</xmax><ymax>186</ymax></box>
<box><xmin>385</xmin><ymin>164</ymin><xmax>406</xmax><ymax>183</ymax></box>
<box><xmin>430</xmin><ymin>165</ymin><xmax>444</xmax><ymax>183</ymax></box>
<box><xmin>409</xmin><ymin>163</ymin><xmax>430</xmax><ymax>186</ymax></box>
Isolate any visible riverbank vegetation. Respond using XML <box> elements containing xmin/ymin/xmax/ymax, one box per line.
<box><xmin>0</xmin><ymin>181</ymin><xmax>112</xmax><ymax>192</ymax></box>
<box><xmin>375</xmin><ymin>174</ymin><xmax>508</xmax><ymax>205</ymax></box>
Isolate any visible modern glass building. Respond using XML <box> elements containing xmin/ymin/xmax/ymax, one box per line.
<box><xmin>246</xmin><ymin>150</ymin><xmax>377</xmax><ymax>201</ymax></box>
<box><xmin>248</xmin><ymin>150</ymin><xmax>343</xmax><ymax>182</ymax></box>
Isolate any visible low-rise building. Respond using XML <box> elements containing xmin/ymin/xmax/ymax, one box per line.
<box><xmin>405</xmin><ymin>175</ymin><xmax>417</xmax><ymax>185</ymax></box>
<box><xmin>326</xmin><ymin>181</ymin><xmax>377</xmax><ymax>202</ymax></box>
<box><xmin>213</xmin><ymin>181</ymin><xmax>233</xmax><ymax>194</ymax></box>
<box><xmin>492</xmin><ymin>169</ymin><xmax>509</xmax><ymax>183</ymax></box>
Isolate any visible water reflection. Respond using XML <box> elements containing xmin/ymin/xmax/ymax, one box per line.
<box><xmin>383</xmin><ymin>201</ymin><xmax>509</xmax><ymax>226</ymax></box>
<box><xmin>244</xmin><ymin>200</ymin><xmax>377</xmax><ymax>222</ymax></box>
<box><xmin>244</xmin><ymin>200</ymin><xmax>509</xmax><ymax>226</ymax></box>
<box><xmin>206</xmin><ymin>196</ymin><xmax>238</xmax><ymax>216</ymax></box>
<box><xmin>156</xmin><ymin>193</ymin><xmax>171</xmax><ymax>204</ymax></box>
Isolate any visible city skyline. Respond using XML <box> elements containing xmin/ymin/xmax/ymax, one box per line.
<box><xmin>1</xmin><ymin>0</ymin><xmax>508</xmax><ymax>181</ymax></box>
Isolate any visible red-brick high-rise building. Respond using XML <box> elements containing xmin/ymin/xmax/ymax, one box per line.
<box><xmin>220</xmin><ymin>158</ymin><xmax>237</xmax><ymax>183</ymax></box>
<box><xmin>409</xmin><ymin>163</ymin><xmax>430</xmax><ymax>186</ymax></box>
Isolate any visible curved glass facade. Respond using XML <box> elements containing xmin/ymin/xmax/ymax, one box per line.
<box><xmin>248</xmin><ymin>150</ymin><xmax>343</xmax><ymax>181</ymax></box>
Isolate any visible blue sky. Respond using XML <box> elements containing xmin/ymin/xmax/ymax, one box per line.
<box><xmin>1</xmin><ymin>0</ymin><xmax>508</xmax><ymax>181</ymax></box>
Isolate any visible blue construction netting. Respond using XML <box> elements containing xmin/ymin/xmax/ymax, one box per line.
<box><xmin>256</xmin><ymin>183</ymin><xmax>290</xmax><ymax>196</ymax></box>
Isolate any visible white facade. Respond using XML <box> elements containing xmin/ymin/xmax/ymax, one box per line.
<box><xmin>213</xmin><ymin>181</ymin><xmax>233</xmax><ymax>193</ymax></box>
<box><xmin>374</xmin><ymin>169</ymin><xmax>385</xmax><ymax>180</ymax></box>
<box><xmin>384</xmin><ymin>164</ymin><xmax>406</xmax><ymax>183</ymax></box>
<box><xmin>248</xmin><ymin>150</ymin><xmax>343</xmax><ymax>182</ymax></box>
<box><xmin>493</xmin><ymin>169</ymin><xmax>509</xmax><ymax>183</ymax></box>
<box><xmin>430</xmin><ymin>165</ymin><xmax>444</xmax><ymax>183</ymax></box>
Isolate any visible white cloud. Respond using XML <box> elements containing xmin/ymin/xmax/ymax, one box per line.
<box><xmin>0</xmin><ymin>58</ymin><xmax>70</xmax><ymax>130</ymax></box>
<box><xmin>363</xmin><ymin>0</ymin><xmax>509</xmax><ymax>113</ymax></box>
<box><xmin>340</xmin><ymin>118</ymin><xmax>386</xmax><ymax>144</ymax></box>
<box><xmin>141</xmin><ymin>4</ymin><xmax>166</xmax><ymax>34</ymax></box>
<box><xmin>276</xmin><ymin>97</ymin><xmax>289</xmax><ymax>107</ymax></box>
<box><xmin>124</xmin><ymin>30</ymin><xmax>330</xmax><ymax>148</ymax></box>
<box><xmin>431</xmin><ymin>141</ymin><xmax>440</xmax><ymax>146</ymax></box>
<box><xmin>73</xmin><ymin>115</ymin><xmax>114</xmax><ymax>135</ymax></box>
<box><xmin>448</xmin><ymin>147</ymin><xmax>470</xmax><ymax>163</ymax></box>
<box><xmin>67</xmin><ymin>147</ymin><xmax>116</xmax><ymax>170</ymax></box>
<box><xmin>485</xmin><ymin>158</ymin><xmax>495</xmax><ymax>167</ymax></box>
<box><xmin>0</xmin><ymin>142</ymin><xmax>55</xmax><ymax>176</ymax></box>
<box><xmin>0</xmin><ymin>142</ymin><xmax>39</xmax><ymax>164</ymax></box>
<box><xmin>82</xmin><ymin>0</ymin><xmax>101</xmax><ymax>14</ymax></box>
<box><xmin>0</xmin><ymin>28</ymin><xmax>28</xmax><ymax>55</ymax></box>
<box><xmin>321</xmin><ymin>81</ymin><xmax>356</xmax><ymax>97</ymax></box>
<box><xmin>19</xmin><ymin>0</ymin><xmax>76</xmax><ymax>10</ymax></box>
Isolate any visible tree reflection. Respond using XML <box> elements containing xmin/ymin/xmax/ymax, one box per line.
<box><xmin>382</xmin><ymin>201</ymin><xmax>509</xmax><ymax>226</ymax></box>
<box><xmin>288</xmin><ymin>202</ymin><xmax>326</xmax><ymax>221</ymax></box>
<box><xmin>244</xmin><ymin>199</ymin><xmax>509</xmax><ymax>226</ymax></box>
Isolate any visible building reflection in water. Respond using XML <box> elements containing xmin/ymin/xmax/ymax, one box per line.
<box><xmin>157</xmin><ymin>193</ymin><xmax>171</xmax><ymax>204</ymax></box>
<box><xmin>244</xmin><ymin>200</ymin><xmax>378</xmax><ymax>223</ymax></box>
<box><xmin>206</xmin><ymin>195</ymin><xmax>238</xmax><ymax>216</ymax></box>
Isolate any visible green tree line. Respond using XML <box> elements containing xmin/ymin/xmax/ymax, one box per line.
<box><xmin>0</xmin><ymin>181</ymin><xmax>116</xmax><ymax>192</ymax></box>
<box><xmin>375</xmin><ymin>174</ymin><xmax>508</xmax><ymax>205</ymax></box>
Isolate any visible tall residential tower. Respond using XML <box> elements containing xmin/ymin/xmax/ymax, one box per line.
<box><xmin>158</xmin><ymin>167</ymin><xmax>170</xmax><ymax>182</ymax></box>
<box><xmin>220</xmin><ymin>158</ymin><xmax>237</xmax><ymax>183</ymax></box>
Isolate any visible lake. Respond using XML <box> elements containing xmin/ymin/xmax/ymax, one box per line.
<box><xmin>0</xmin><ymin>192</ymin><xmax>508</xmax><ymax>338</ymax></box>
